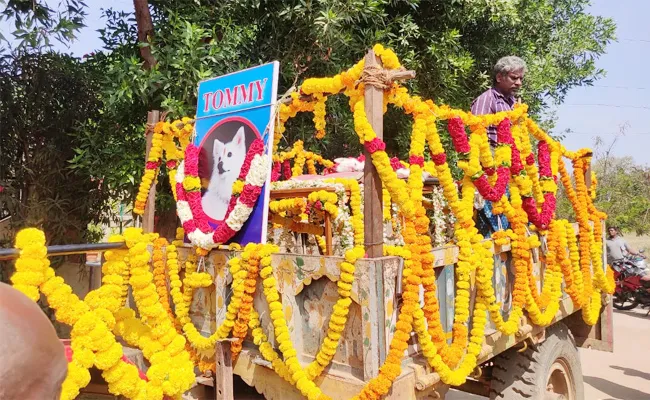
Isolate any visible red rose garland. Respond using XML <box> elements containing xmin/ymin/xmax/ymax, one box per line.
<box><xmin>449</xmin><ymin>117</ymin><xmax>512</xmax><ymax>202</ymax></box>
<box><xmin>448</xmin><ymin>117</ymin><xmax>470</xmax><ymax>155</ymax></box>
<box><xmin>520</xmin><ymin>140</ymin><xmax>556</xmax><ymax>230</ymax></box>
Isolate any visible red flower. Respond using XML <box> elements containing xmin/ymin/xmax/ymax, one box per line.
<box><xmin>496</xmin><ymin>118</ymin><xmax>513</xmax><ymax>145</ymax></box>
<box><xmin>364</xmin><ymin>138</ymin><xmax>386</xmax><ymax>154</ymax></box>
<box><xmin>213</xmin><ymin>224</ymin><xmax>237</xmax><ymax>244</ymax></box>
<box><xmin>389</xmin><ymin>157</ymin><xmax>404</xmax><ymax>171</ymax></box>
<box><xmin>239</xmin><ymin>185</ymin><xmax>263</xmax><ymax>208</ymax></box>
<box><xmin>225</xmin><ymin>196</ymin><xmax>238</xmax><ymax>220</ymax></box>
<box><xmin>187</xmin><ymin>193</ymin><xmax>210</xmax><ymax>232</ymax></box>
<box><xmin>272</xmin><ymin>162</ymin><xmax>281</xmax><ymax>182</ymax></box>
<box><xmin>537</xmin><ymin>141</ymin><xmax>552</xmax><ymax>178</ymax></box>
<box><xmin>166</xmin><ymin>160</ymin><xmax>178</xmax><ymax>169</ymax></box>
<box><xmin>357</xmin><ymin>154</ymin><xmax>366</xmax><ymax>162</ymax></box>
<box><xmin>431</xmin><ymin>153</ymin><xmax>446</xmax><ymax>166</ymax></box>
<box><xmin>184</xmin><ymin>145</ymin><xmax>200</xmax><ymax>176</ymax></box>
<box><xmin>510</xmin><ymin>144</ymin><xmax>524</xmax><ymax>175</ymax></box>
<box><xmin>408</xmin><ymin>155</ymin><xmax>424</xmax><ymax>167</ymax></box>
<box><xmin>283</xmin><ymin>160</ymin><xmax>292</xmax><ymax>180</ymax></box>
<box><xmin>473</xmin><ymin>166</ymin><xmax>509</xmax><ymax>201</ymax></box>
<box><xmin>183</xmin><ymin>220</ymin><xmax>197</xmax><ymax>234</ymax></box>
<box><xmin>448</xmin><ymin>117</ymin><xmax>470</xmax><ymax>154</ymax></box>
<box><xmin>146</xmin><ymin>161</ymin><xmax>161</xmax><ymax>170</ymax></box>
<box><xmin>525</xmin><ymin>153</ymin><xmax>535</xmax><ymax>166</ymax></box>
<box><xmin>522</xmin><ymin>193</ymin><xmax>556</xmax><ymax>230</ymax></box>
<box><xmin>176</xmin><ymin>183</ymin><xmax>187</xmax><ymax>201</ymax></box>
<box><xmin>484</xmin><ymin>167</ymin><xmax>495</xmax><ymax>176</ymax></box>
<box><xmin>238</xmin><ymin>139</ymin><xmax>265</xmax><ymax>180</ymax></box>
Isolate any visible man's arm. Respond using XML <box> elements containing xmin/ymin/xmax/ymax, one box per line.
<box><xmin>623</xmin><ymin>240</ymin><xmax>640</xmax><ymax>256</ymax></box>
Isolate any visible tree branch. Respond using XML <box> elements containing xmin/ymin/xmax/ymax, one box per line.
<box><xmin>132</xmin><ymin>0</ymin><xmax>157</xmax><ymax>69</ymax></box>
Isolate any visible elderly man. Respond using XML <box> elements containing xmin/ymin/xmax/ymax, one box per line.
<box><xmin>471</xmin><ymin>56</ymin><xmax>526</xmax><ymax>147</ymax></box>
<box><xmin>0</xmin><ymin>282</ymin><xmax>68</xmax><ymax>399</ymax></box>
<box><xmin>470</xmin><ymin>56</ymin><xmax>526</xmax><ymax>236</ymax></box>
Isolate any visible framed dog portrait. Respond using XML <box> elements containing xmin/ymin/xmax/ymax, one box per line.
<box><xmin>194</xmin><ymin>62</ymin><xmax>279</xmax><ymax>245</ymax></box>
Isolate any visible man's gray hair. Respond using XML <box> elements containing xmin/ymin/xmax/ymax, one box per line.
<box><xmin>493</xmin><ymin>56</ymin><xmax>527</xmax><ymax>79</ymax></box>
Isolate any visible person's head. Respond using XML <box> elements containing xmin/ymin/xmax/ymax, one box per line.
<box><xmin>0</xmin><ymin>282</ymin><xmax>67</xmax><ymax>400</ymax></box>
<box><xmin>493</xmin><ymin>56</ymin><xmax>526</xmax><ymax>97</ymax></box>
<box><xmin>608</xmin><ymin>226</ymin><xmax>619</xmax><ymax>239</ymax></box>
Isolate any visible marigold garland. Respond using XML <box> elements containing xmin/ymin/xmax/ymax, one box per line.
<box><xmin>8</xmin><ymin>43</ymin><xmax>617</xmax><ymax>400</ymax></box>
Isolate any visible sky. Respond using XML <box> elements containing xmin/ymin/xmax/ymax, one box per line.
<box><xmin>550</xmin><ymin>0</ymin><xmax>650</xmax><ymax>165</ymax></box>
<box><xmin>2</xmin><ymin>0</ymin><xmax>648</xmax><ymax>165</ymax></box>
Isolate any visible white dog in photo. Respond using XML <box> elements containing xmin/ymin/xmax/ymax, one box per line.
<box><xmin>202</xmin><ymin>126</ymin><xmax>247</xmax><ymax>221</ymax></box>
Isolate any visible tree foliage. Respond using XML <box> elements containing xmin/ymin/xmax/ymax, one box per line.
<box><xmin>1</xmin><ymin>0</ymin><xmax>617</xmax><ymax>241</ymax></box>
<box><xmin>70</xmin><ymin>0</ymin><xmax>615</xmax><ymax>208</ymax></box>
<box><xmin>0</xmin><ymin>0</ymin><xmax>87</xmax><ymax>49</ymax></box>
<box><xmin>0</xmin><ymin>51</ymin><xmax>110</xmax><ymax>246</ymax></box>
<box><xmin>556</xmin><ymin>135</ymin><xmax>650</xmax><ymax>235</ymax></box>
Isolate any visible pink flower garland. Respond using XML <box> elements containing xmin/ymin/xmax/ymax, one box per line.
<box><xmin>365</xmin><ymin>137</ymin><xmax>385</xmax><ymax>153</ymax></box>
<box><xmin>225</xmin><ymin>139</ymin><xmax>265</xmax><ymax>217</ymax></box>
<box><xmin>431</xmin><ymin>153</ymin><xmax>446</xmax><ymax>166</ymax></box>
<box><xmin>522</xmin><ymin>193</ymin><xmax>556</xmax><ymax>230</ymax></box>
<box><xmin>272</xmin><ymin>161</ymin><xmax>281</xmax><ymax>182</ymax></box>
<box><xmin>474</xmin><ymin>166</ymin><xmax>510</xmax><ymax>201</ymax></box>
<box><xmin>537</xmin><ymin>141</ymin><xmax>552</xmax><ymax>178</ymax></box>
<box><xmin>448</xmin><ymin>117</ymin><xmax>470</xmax><ymax>154</ymax></box>
<box><xmin>510</xmin><ymin>144</ymin><xmax>524</xmax><ymax>176</ymax></box>
<box><xmin>283</xmin><ymin>160</ymin><xmax>292</xmax><ymax>180</ymax></box>
<box><xmin>408</xmin><ymin>155</ymin><xmax>424</xmax><ymax>167</ymax></box>
<box><xmin>520</xmin><ymin>140</ymin><xmax>557</xmax><ymax>230</ymax></box>
<box><xmin>390</xmin><ymin>157</ymin><xmax>405</xmax><ymax>171</ymax></box>
<box><xmin>176</xmin><ymin>140</ymin><xmax>267</xmax><ymax>248</ymax></box>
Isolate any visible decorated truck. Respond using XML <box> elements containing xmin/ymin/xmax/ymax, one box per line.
<box><xmin>1</xmin><ymin>45</ymin><xmax>614</xmax><ymax>400</ymax></box>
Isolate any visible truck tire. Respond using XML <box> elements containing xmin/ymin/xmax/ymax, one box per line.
<box><xmin>489</xmin><ymin>322</ymin><xmax>584</xmax><ymax>400</ymax></box>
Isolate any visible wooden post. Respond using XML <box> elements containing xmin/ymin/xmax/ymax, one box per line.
<box><xmin>214</xmin><ymin>341</ymin><xmax>234</xmax><ymax>400</ymax></box>
<box><xmin>363</xmin><ymin>50</ymin><xmax>384</xmax><ymax>258</ymax></box>
<box><xmin>324</xmin><ymin>213</ymin><xmax>333</xmax><ymax>256</ymax></box>
<box><xmin>143</xmin><ymin>110</ymin><xmax>160</xmax><ymax>233</ymax></box>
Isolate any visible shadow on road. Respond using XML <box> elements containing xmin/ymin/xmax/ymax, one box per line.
<box><xmin>584</xmin><ymin>376</ymin><xmax>650</xmax><ymax>400</ymax></box>
<box><xmin>610</xmin><ymin>365</ymin><xmax>650</xmax><ymax>381</ymax></box>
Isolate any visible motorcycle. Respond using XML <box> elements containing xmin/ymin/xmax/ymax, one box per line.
<box><xmin>612</xmin><ymin>250</ymin><xmax>650</xmax><ymax>311</ymax></box>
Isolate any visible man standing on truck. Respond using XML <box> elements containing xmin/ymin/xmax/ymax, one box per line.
<box><xmin>471</xmin><ymin>56</ymin><xmax>526</xmax><ymax>235</ymax></box>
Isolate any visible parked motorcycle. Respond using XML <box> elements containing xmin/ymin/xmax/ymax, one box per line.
<box><xmin>612</xmin><ymin>250</ymin><xmax>650</xmax><ymax>311</ymax></box>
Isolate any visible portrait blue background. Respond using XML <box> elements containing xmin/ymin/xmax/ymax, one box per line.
<box><xmin>194</xmin><ymin>62</ymin><xmax>279</xmax><ymax>246</ymax></box>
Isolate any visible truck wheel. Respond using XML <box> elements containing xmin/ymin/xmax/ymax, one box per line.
<box><xmin>489</xmin><ymin>322</ymin><xmax>584</xmax><ymax>400</ymax></box>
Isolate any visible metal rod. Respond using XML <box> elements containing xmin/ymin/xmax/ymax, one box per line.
<box><xmin>0</xmin><ymin>242</ymin><xmax>127</xmax><ymax>262</ymax></box>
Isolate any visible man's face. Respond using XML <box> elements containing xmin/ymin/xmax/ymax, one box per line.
<box><xmin>609</xmin><ymin>228</ymin><xmax>617</xmax><ymax>237</ymax></box>
<box><xmin>496</xmin><ymin>69</ymin><xmax>524</xmax><ymax>96</ymax></box>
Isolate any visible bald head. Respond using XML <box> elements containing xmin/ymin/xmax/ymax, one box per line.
<box><xmin>0</xmin><ymin>282</ymin><xmax>67</xmax><ymax>400</ymax></box>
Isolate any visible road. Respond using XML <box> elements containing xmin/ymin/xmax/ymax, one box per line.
<box><xmin>447</xmin><ymin>307</ymin><xmax>650</xmax><ymax>399</ymax></box>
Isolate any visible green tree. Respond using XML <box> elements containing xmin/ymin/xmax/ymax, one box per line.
<box><xmin>72</xmin><ymin>0</ymin><xmax>614</xmax><ymax>202</ymax></box>
<box><xmin>0</xmin><ymin>0</ymin><xmax>87</xmax><ymax>49</ymax></box>
<box><xmin>556</xmin><ymin>134</ymin><xmax>650</xmax><ymax>235</ymax></box>
<box><xmin>0</xmin><ymin>51</ymin><xmax>111</xmax><ymax>249</ymax></box>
